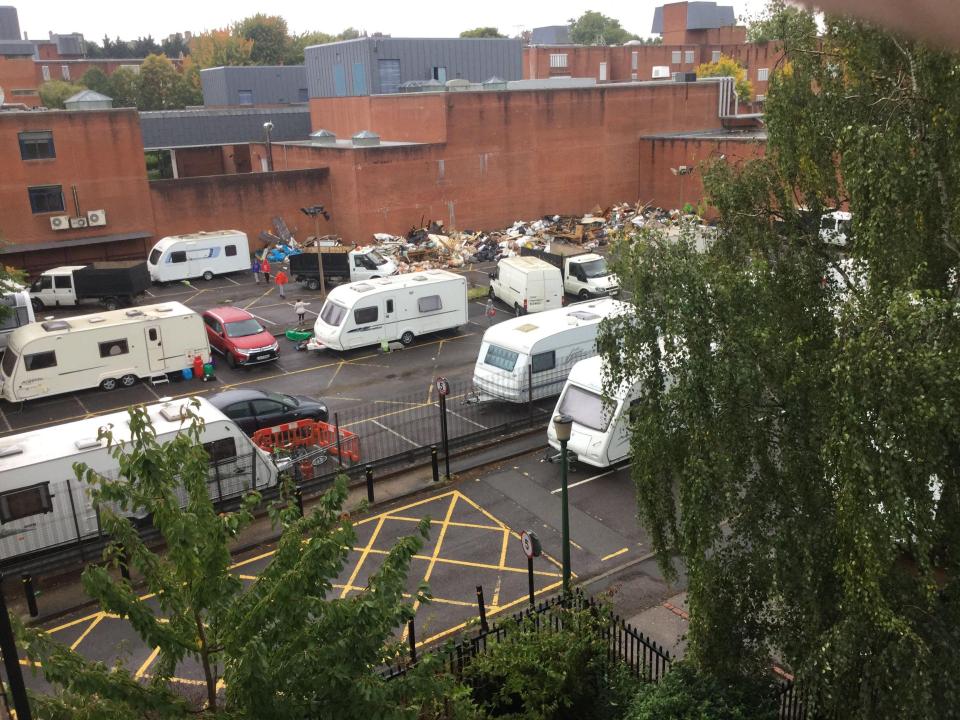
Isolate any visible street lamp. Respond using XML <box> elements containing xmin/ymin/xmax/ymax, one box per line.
<box><xmin>553</xmin><ymin>413</ymin><xmax>573</xmax><ymax>594</ymax></box>
<box><xmin>263</xmin><ymin>121</ymin><xmax>274</xmax><ymax>172</ymax></box>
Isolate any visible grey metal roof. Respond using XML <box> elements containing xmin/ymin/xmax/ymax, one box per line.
<box><xmin>530</xmin><ymin>26</ymin><xmax>571</xmax><ymax>45</ymax></box>
<box><xmin>200</xmin><ymin>65</ymin><xmax>308</xmax><ymax>106</ymax></box>
<box><xmin>0</xmin><ymin>230</ymin><xmax>153</xmax><ymax>255</ymax></box>
<box><xmin>652</xmin><ymin>2</ymin><xmax>736</xmax><ymax>33</ymax></box>
<box><xmin>0</xmin><ymin>39</ymin><xmax>35</xmax><ymax>56</ymax></box>
<box><xmin>139</xmin><ymin>106</ymin><xmax>311</xmax><ymax>150</ymax></box>
<box><xmin>66</xmin><ymin>90</ymin><xmax>112</xmax><ymax>103</ymax></box>
<box><xmin>642</xmin><ymin>128</ymin><xmax>767</xmax><ymax>141</ymax></box>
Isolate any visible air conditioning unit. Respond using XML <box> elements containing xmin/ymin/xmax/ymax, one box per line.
<box><xmin>70</xmin><ymin>216</ymin><xmax>88</xmax><ymax>229</ymax></box>
<box><xmin>86</xmin><ymin>209</ymin><xmax>107</xmax><ymax>227</ymax></box>
<box><xmin>49</xmin><ymin>215</ymin><xmax>70</xmax><ymax>231</ymax></box>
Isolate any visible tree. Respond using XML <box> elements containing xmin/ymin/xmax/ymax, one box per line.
<box><xmin>600</xmin><ymin>2</ymin><xmax>960</xmax><ymax>717</ymax></box>
<box><xmin>459</xmin><ymin>27</ymin><xmax>506</xmax><ymax>38</ymax></box>
<box><xmin>189</xmin><ymin>29</ymin><xmax>254</xmax><ymax>69</ymax></box>
<box><xmin>335</xmin><ymin>27</ymin><xmax>363</xmax><ymax>41</ymax></box>
<box><xmin>15</xmin><ymin>404</ymin><xmax>463</xmax><ymax>717</ymax></box>
<box><xmin>79</xmin><ymin>67</ymin><xmax>112</xmax><ymax>96</ymax></box>
<box><xmin>161</xmin><ymin>33</ymin><xmax>190</xmax><ymax>58</ymax></box>
<box><xmin>235</xmin><ymin>13</ymin><xmax>290</xmax><ymax>65</ymax></box>
<box><xmin>107</xmin><ymin>67</ymin><xmax>140</xmax><ymax>108</ymax></box>
<box><xmin>286</xmin><ymin>31</ymin><xmax>335</xmax><ymax>64</ymax></box>
<box><xmin>746</xmin><ymin>0</ymin><xmax>818</xmax><ymax>42</ymax></box>
<box><xmin>38</xmin><ymin>80</ymin><xmax>86</xmax><ymax>109</ymax></box>
<box><xmin>131</xmin><ymin>35</ymin><xmax>162</xmax><ymax>57</ymax></box>
<box><xmin>695</xmin><ymin>55</ymin><xmax>752</xmax><ymax>101</ymax></box>
<box><xmin>137</xmin><ymin>54</ymin><xmax>183</xmax><ymax>110</ymax></box>
<box><xmin>568</xmin><ymin>10</ymin><xmax>637</xmax><ymax>45</ymax></box>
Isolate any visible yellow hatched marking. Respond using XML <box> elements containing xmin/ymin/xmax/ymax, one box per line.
<box><xmin>69</xmin><ymin>612</ymin><xmax>106</xmax><ymax>651</ymax></box>
<box><xmin>385</xmin><ymin>514</ymin><xmax>502</xmax><ymax>531</ymax></box>
<box><xmin>601</xmin><ymin>547</ymin><xmax>629</xmax><ymax>562</ymax></box>
<box><xmin>341</xmin><ymin>515</ymin><xmax>386</xmax><ymax>599</ymax></box>
<box><xmin>136</xmin><ymin>646</ymin><xmax>162</xmax><ymax>678</ymax></box>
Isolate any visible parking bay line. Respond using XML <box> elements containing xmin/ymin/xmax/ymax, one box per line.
<box><xmin>446</xmin><ymin>408</ymin><xmax>486</xmax><ymax>430</ymax></box>
<box><xmin>370</xmin><ymin>419</ymin><xmax>419</xmax><ymax>448</ymax></box>
<box><xmin>550</xmin><ymin>468</ymin><xmax>617</xmax><ymax>494</ymax></box>
<box><xmin>249</xmin><ymin>312</ymin><xmax>276</xmax><ymax>326</ymax></box>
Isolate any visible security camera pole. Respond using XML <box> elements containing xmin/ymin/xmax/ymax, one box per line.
<box><xmin>263</xmin><ymin>121</ymin><xmax>274</xmax><ymax>171</ymax></box>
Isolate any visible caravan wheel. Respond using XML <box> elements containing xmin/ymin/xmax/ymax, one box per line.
<box><xmin>400</xmin><ymin>331</ymin><xmax>415</xmax><ymax>346</ymax></box>
<box><xmin>202</xmin><ymin>271</ymin><xmax>215</xmax><ymax>281</ymax></box>
<box><xmin>120</xmin><ymin>374</ymin><xmax>138</xmax><ymax>388</ymax></box>
<box><xmin>100</xmin><ymin>378</ymin><xmax>118</xmax><ymax>391</ymax></box>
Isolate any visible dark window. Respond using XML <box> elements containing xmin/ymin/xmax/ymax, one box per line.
<box><xmin>203</xmin><ymin>437</ymin><xmax>237</xmax><ymax>463</ymax></box>
<box><xmin>251</xmin><ymin>399</ymin><xmax>283</xmax><ymax>415</ymax></box>
<box><xmin>19</xmin><ymin>131</ymin><xmax>55</xmax><ymax>160</ymax></box>
<box><xmin>148</xmin><ymin>328</ymin><xmax>158</xmax><ymax>342</ymax></box>
<box><xmin>2</xmin><ymin>349</ymin><xmax>19</xmax><ymax>376</ymax></box>
<box><xmin>225</xmin><ymin>244</ymin><xmax>237</xmax><ymax>257</ymax></box>
<box><xmin>38</xmin><ymin>276</ymin><xmax>52</xmax><ymax>290</ymax></box>
<box><xmin>354</xmin><ymin>306</ymin><xmax>378</xmax><ymax>324</ymax></box>
<box><xmin>27</xmin><ymin>185</ymin><xmax>64</xmax><ymax>214</ymax></box>
<box><xmin>98</xmin><ymin>339</ymin><xmax>129</xmax><ymax>358</ymax></box>
<box><xmin>53</xmin><ymin>275</ymin><xmax>72</xmax><ymax>290</ymax></box>
<box><xmin>169</xmin><ymin>251</ymin><xmax>186</xmax><ymax>263</ymax></box>
<box><xmin>0</xmin><ymin>297</ymin><xmax>30</xmax><ymax>332</ymax></box>
<box><xmin>223</xmin><ymin>402</ymin><xmax>252</xmax><ymax>421</ymax></box>
<box><xmin>149</xmin><ymin>248</ymin><xmax>162</xmax><ymax>265</ymax></box>
<box><xmin>386</xmin><ymin>299</ymin><xmax>394</xmax><ymax>313</ymax></box>
<box><xmin>298</xmin><ymin>87</ymin><xmax>309</xmax><ymax>102</ymax></box>
<box><xmin>484</xmin><ymin>344</ymin><xmax>519</xmax><ymax>372</ymax></box>
<box><xmin>432</xmin><ymin>66</ymin><xmax>447</xmax><ymax>82</ymax></box>
<box><xmin>418</xmin><ymin>295</ymin><xmax>442</xmax><ymax>313</ymax></box>
<box><xmin>238</xmin><ymin>90</ymin><xmax>253</xmax><ymax>105</ymax></box>
<box><xmin>203</xmin><ymin>315</ymin><xmax>219</xmax><ymax>331</ymax></box>
<box><xmin>0</xmin><ymin>483</ymin><xmax>54</xmax><ymax>523</ymax></box>
<box><xmin>531</xmin><ymin>350</ymin><xmax>556</xmax><ymax>373</ymax></box>
<box><xmin>24</xmin><ymin>351</ymin><xmax>56</xmax><ymax>371</ymax></box>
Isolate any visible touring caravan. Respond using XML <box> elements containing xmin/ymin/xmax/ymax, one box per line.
<box><xmin>547</xmin><ymin>355</ymin><xmax>640</xmax><ymax>468</ymax></box>
<box><xmin>310</xmin><ymin>270</ymin><xmax>467</xmax><ymax>351</ymax></box>
<box><xmin>147</xmin><ymin>230</ymin><xmax>250</xmax><ymax>282</ymax></box>
<box><xmin>471</xmin><ymin>298</ymin><xmax>627</xmax><ymax>403</ymax></box>
<box><xmin>1</xmin><ymin>302</ymin><xmax>210</xmax><ymax>402</ymax></box>
<box><xmin>488</xmin><ymin>256</ymin><xmax>564</xmax><ymax>316</ymax></box>
<box><xmin>0</xmin><ymin>397</ymin><xmax>278</xmax><ymax>561</ymax></box>
<box><xmin>0</xmin><ymin>284</ymin><xmax>35</xmax><ymax>353</ymax></box>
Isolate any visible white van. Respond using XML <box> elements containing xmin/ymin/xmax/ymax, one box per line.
<box><xmin>1</xmin><ymin>302</ymin><xmax>211</xmax><ymax>402</ymax></box>
<box><xmin>148</xmin><ymin>230</ymin><xmax>250</xmax><ymax>282</ymax></box>
<box><xmin>472</xmin><ymin>298</ymin><xmax>627</xmax><ymax>403</ymax></box>
<box><xmin>489</xmin><ymin>256</ymin><xmax>564</xmax><ymax>316</ymax></box>
<box><xmin>311</xmin><ymin>270</ymin><xmax>468</xmax><ymax>351</ymax></box>
<box><xmin>0</xmin><ymin>397</ymin><xmax>278</xmax><ymax>561</ymax></box>
<box><xmin>547</xmin><ymin>355</ymin><xmax>639</xmax><ymax>468</ymax></box>
<box><xmin>0</xmin><ymin>284</ymin><xmax>35</xmax><ymax>353</ymax></box>
<box><xmin>820</xmin><ymin>211</ymin><xmax>852</xmax><ymax>246</ymax></box>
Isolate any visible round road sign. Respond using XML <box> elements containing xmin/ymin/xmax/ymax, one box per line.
<box><xmin>436</xmin><ymin>376</ymin><xmax>450</xmax><ymax>397</ymax></box>
<box><xmin>519</xmin><ymin>530</ymin><xmax>542</xmax><ymax>559</ymax></box>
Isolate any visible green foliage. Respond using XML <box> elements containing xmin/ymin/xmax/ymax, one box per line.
<box><xmin>694</xmin><ymin>55</ymin><xmax>753</xmax><ymax>101</ymax></box>
<box><xmin>38</xmin><ymin>80</ymin><xmax>86</xmax><ymax>109</ymax></box>
<box><xmin>106</xmin><ymin>68</ymin><xmax>140</xmax><ymax>108</ymax></box>
<box><xmin>626</xmin><ymin>662</ymin><xmax>777</xmax><ymax>720</ymax></box>
<box><xmin>463</xmin><ymin>602</ymin><xmax>638</xmax><ymax>719</ymax></box>
<box><xmin>15</xmin><ymin>404</ymin><xmax>454</xmax><ymax>717</ymax></box>
<box><xmin>189</xmin><ymin>29</ymin><xmax>254</xmax><ymax>69</ymax></box>
<box><xmin>235</xmin><ymin>13</ymin><xmax>290</xmax><ymax>65</ymax></box>
<box><xmin>137</xmin><ymin>54</ymin><xmax>189</xmax><ymax>110</ymax></box>
<box><xmin>600</xmin><ymin>3</ymin><xmax>960</xmax><ymax>716</ymax></box>
<box><xmin>79</xmin><ymin>67</ymin><xmax>111</xmax><ymax>96</ymax></box>
<box><xmin>746</xmin><ymin>0</ymin><xmax>817</xmax><ymax>43</ymax></box>
<box><xmin>568</xmin><ymin>10</ymin><xmax>638</xmax><ymax>46</ymax></box>
<box><xmin>460</xmin><ymin>27</ymin><xmax>506</xmax><ymax>39</ymax></box>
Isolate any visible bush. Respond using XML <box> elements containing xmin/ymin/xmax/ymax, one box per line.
<box><xmin>463</xmin><ymin>602</ymin><xmax>639</xmax><ymax>720</ymax></box>
<box><xmin>626</xmin><ymin>661</ymin><xmax>778</xmax><ymax>720</ymax></box>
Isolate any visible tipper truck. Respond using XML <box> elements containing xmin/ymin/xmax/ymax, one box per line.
<box><xmin>29</xmin><ymin>261</ymin><xmax>151</xmax><ymax>311</ymax></box>
<box><xmin>289</xmin><ymin>246</ymin><xmax>398</xmax><ymax>291</ymax></box>
<box><xmin>519</xmin><ymin>245</ymin><xmax>619</xmax><ymax>300</ymax></box>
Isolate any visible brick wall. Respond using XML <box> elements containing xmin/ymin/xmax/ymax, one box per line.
<box><xmin>0</xmin><ymin>56</ymin><xmax>41</xmax><ymax>107</ymax></box>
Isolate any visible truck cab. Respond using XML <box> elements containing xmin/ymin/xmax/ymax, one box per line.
<box><xmin>350</xmin><ymin>248</ymin><xmax>397</xmax><ymax>280</ymax></box>
<box><xmin>565</xmin><ymin>254</ymin><xmax>619</xmax><ymax>300</ymax></box>
<box><xmin>29</xmin><ymin>266</ymin><xmax>83</xmax><ymax>309</ymax></box>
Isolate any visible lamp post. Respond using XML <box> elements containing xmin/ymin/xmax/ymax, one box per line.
<box><xmin>263</xmin><ymin>121</ymin><xmax>274</xmax><ymax>171</ymax></box>
<box><xmin>553</xmin><ymin>413</ymin><xmax>573</xmax><ymax>594</ymax></box>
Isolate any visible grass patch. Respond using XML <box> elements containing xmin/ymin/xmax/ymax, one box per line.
<box><xmin>467</xmin><ymin>285</ymin><xmax>489</xmax><ymax>300</ymax></box>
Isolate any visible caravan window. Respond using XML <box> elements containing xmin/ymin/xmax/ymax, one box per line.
<box><xmin>169</xmin><ymin>251</ymin><xmax>187</xmax><ymax>263</ymax></box>
<box><xmin>225</xmin><ymin>244</ymin><xmax>238</xmax><ymax>257</ymax></box>
<box><xmin>24</xmin><ymin>350</ymin><xmax>56</xmax><ymax>371</ymax></box>
<box><xmin>187</xmin><ymin>247</ymin><xmax>219</xmax><ymax>260</ymax></box>
<box><xmin>203</xmin><ymin>437</ymin><xmax>237</xmax><ymax>463</ymax></box>
<box><xmin>99</xmin><ymin>339</ymin><xmax>129</xmax><ymax>358</ymax></box>
<box><xmin>149</xmin><ymin>248</ymin><xmax>162</xmax><ymax>265</ymax></box>
<box><xmin>418</xmin><ymin>295</ymin><xmax>442</xmax><ymax>313</ymax></box>
<box><xmin>320</xmin><ymin>301</ymin><xmax>347</xmax><ymax>327</ymax></box>
<box><xmin>354</xmin><ymin>306</ymin><xmax>378</xmax><ymax>324</ymax></box>
<box><xmin>1</xmin><ymin>349</ymin><xmax>18</xmax><ymax>376</ymax></box>
<box><xmin>531</xmin><ymin>351</ymin><xmax>556</xmax><ymax>373</ymax></box>
<box><xmin>0</xmin><ymin>482</ymin><xmax>53</xmax><ymax>523</ymax></box>
<box><xmin>0</xmin><ymin>297</ymin><xmax>30</xmax><ymax>332</ymax></box>
<box><xmin>484</xmin><ymin>344</ymin><xmax>519</xmax><ymax>372</ymax></box>
<box><xmin>557</xmin><ymin>385</ymin><xmax>612</xmax><ymax>432</ymax></box>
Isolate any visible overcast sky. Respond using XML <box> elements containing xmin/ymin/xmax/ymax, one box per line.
<box><xmin>14</xmin><ymin>1</ymin><xmax>770</xmax><ymax>43</ymax></box>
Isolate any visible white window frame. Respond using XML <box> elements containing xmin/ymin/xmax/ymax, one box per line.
<box><xmin>755</xmin><ymin>94</ymin><xmax>766</xmax><ymax>103</ymax></box>
<box><xmin>41</xmin><ymin>65</ymin><xmax>50</xmax><ymax>81</ymax></box>
<box><xmin>711</xmin><ymin>50</ymin><xmax>721</xmax><ymax>63</ymax></box>
<box><xmin>549</xmin><ymin>53</ymin><xmax>568</xmax><ymax>69</ymax></box>
<box><xmin>757</xmin><ymin>68</ymin><xmax>769</xmax><ymax>82</ymax></box>
<box><xmin>598</xmin><ymin>62</ymin><xmax>608</xmax><ymax>82</ymax></box>
<box><xmin>61</xmin><ymin>65</ymin><xmax>70</xmax><ymax>80</ymax></box>
<box><xmin>652</xmin><ymin>66</ymin><xmax>671</xmax><ymax>79</ymax></box>
<box><xmin>631</xmin><ymin>51</ymin><xmax>639</xmax><ymax>70</ymax></box>
<box><xmin>671</xmin><ymin>50</ymin><xmax>681</xmax><ymax>64</ymax></box>
<box><xmin>684</xmin><ymin>50</ymin><xmax>694</xmax><ymax>64</ymax></box>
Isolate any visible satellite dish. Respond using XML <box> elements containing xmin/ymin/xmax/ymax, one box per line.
<box><xmin>0</xmin><ymin>86</ymin><xmax>6</xmax><ymax>106</ymax></box>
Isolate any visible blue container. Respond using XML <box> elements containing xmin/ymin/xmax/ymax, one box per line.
<box><xmin>182</xmin><ymin>368</ymin><xmax>193</xmax><ymax>380</ymax></box>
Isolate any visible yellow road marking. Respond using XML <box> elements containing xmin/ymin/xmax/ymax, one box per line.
<box><xmin>326</xmin><ymin>361</ymin><xmax>345</xmax><ymax>389</ymax></box>
<box><xmin>363</xmin><ymin>547</ymin><xmax>561</xmax><ymax>577</ymax></box>
<box><xmin>601</xmin><ymin>547</ymin><xmax>629</xmax><ymax>562</ymax></box>
<box><xmin>136</xmin><ymin>646</ymin><xmax>162</xmax><ymax>678</ymax></box>
<box><xmin>45</xmin><ymin>610</ymin><xmax>104</xmax><ymax>635</ymax></box>
<box><xmin>385</xmin><ymin>514</ymin><xmax>502</xmax><ymax>532</ymax></box>
<box><xmin>243</xmin><ymin>287</ymin><xmax>273</xmax><ymax>309</ymax></box>
<box><xmin>491</xmin><ymin>526</ymin><xmax>511</xmax><ymax>606</ymax></box>
<box><xmin>230</xmin><ymin>548</ymin><xmax>279</xmax><ymax>570</ymax></box>
<box><xmin>70</xmin><ymin>612</ymin><xmax>105</xmax><ymax>650</ymax></box>
<box><xmin>406</xmin><ymin>493</ymin><xmax>458</xmax><ymax>634</ymax></box>
<box><xmin>341</xmin><ymin>516</ymin><xmax>386</xmax><ymax>599</ymax></box>
<box><xmin>352</xmin><ymin>490</ymin><xmax>457</xmax><ymax>525</ymax></box>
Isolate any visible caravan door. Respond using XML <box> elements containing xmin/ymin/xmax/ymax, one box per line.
<box><xmin>145</xmin><ymin>325</ymin><xmax>165</xmax><ymax>372</ymax></box>
<box><xmin>345</xmin><ymin>302</ymin><xmax>384</xmax><ymax>349</ymax></box>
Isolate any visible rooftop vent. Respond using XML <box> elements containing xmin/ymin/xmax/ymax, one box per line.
<box><xmin>515</xmin><ymin>323</ymin><xmax>539</xmax><ymax>333</ymax></box>
<box><xmin>159</xmin><ymin>404</ymin><xmax>189</xmax><ymax>422</ymax></box>
<box><xmin>125</xmin><ymin>309</ymin><xmax>144</xmax><ymax>317</ymax></box>
<box><xmin>41</xmin><ymin>320</ymin><xmax>71</xmax><ymax>332</ymax></box>
<box><xmin>75</xmin><ymin>438</ymin><xmax>102</xmax><ymax>450</ymax></box>
<box><xmin>310</xmin><ymin>128</ymin><xmax>337</xmax><ymax>145</ymax></box>
<box><xmin>483</xmin><ymin>76</ymin><xmax>507</xmax><ymax>91</ymax></box>
<box><xmin>410</xmin><ymin>275</ymin><xmax>428</xmax><ymax>282</ymax></box>
<box><xmin>445</xmin><ymin>78</ymin><xmax>471</xmax><ymax>92</ymax></box>
<box><xmin>64</xmin><ymin>89</ymin><xmax>113</xmax><ymax>111</ymax></box>
<box><xmin>352</xmin><ymin>130</ymin><xmax>380</xmax><ymax>147</ymax></box>
<box><xmin>0</xmin><ymin>445</ymin><xmax>23</xmax><ymax>458</ymax></box>
<box><xmin>350</xmin><ymin>283</ymin><xmax>374</xmax><ymax>292</ymax></box>
<box><xmin>87</xmin><ymin>316</ymin><xmax>105</xmax><ymax>324</ymax></box>
<box><xmin>568</xmin><ymin>311</ymin><xmax>600</xmax><ymax>322</ymax></box>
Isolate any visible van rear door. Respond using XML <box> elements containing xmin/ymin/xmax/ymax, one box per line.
<box><xmin>527</xmin><ymin>271</ymin><xmax>546</xmax><ymax>312</ymax></box>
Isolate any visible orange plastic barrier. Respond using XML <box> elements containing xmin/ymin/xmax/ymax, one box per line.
<box><xmin>252</xmin><ymin>419</ymin><xmax>361</xmax><ymax>464</ymax></box>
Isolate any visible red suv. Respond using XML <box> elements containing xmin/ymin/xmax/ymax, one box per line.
<box><xmin>202</xmin><ymin>307</ymin><xmax>279</xmax><ymax>368</ymax></box>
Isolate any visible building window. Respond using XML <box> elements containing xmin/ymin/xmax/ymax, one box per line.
<box><xmin>237</xmin><ymin>90</ymin><xmax>253</xmax><ymax>105</ymax></box>
<box><xmin>652</xmin><ymin>66</ymin><xmax>671</xmax><ymax>79</ymax></box>
<box><xmin>298</xmin><ymin>87</ymin><xmax>308</xmax><ymax>102</ymax></box>
<box><xmin>549</xmin><ymin>53</ymin><xmax>568</xmax><ymax>69</ymax></box>
<box><xmin>119</xmin><ymin>64</ymin><xmax>141</xmax><ymax>74</ymax></box>
<box><xmin>24</xmin><ymin>350</ymin><xmax>57</xmax><ymax>371</ymax></box>
<box><xmin>418</xmin><ymin>295</ymin><xmax>442</xmax><ymax>313</ymax></box>
<box><xmin>631</xmin><ymin>51</ymin><xmax>639</xmax><ymax>70</ymax></box>
<box><xmin>61</xmin><ymin>65</ymin><xmax>70</xmax><ymax>80</ymax></box>
<box><xmin>0</xmin><ymin>483</ymin><xmax>54</xmax><ymax>523</ymax></box>
<box><xmin>11</xmin><ymin>89</ymin><xmax>36</xmax><ymax>97</ymax></box>
<box><xmin>432</xmin><ymin>66</ymin><xmax>447</xmax><ymax>83</ymax></box>
<box><xmin>27</xmin><ymin>185</ymin><xmax>64</xmax><ymax>213</ymax></box>
<box><xmin>671</xmin><ymin>50</ymin><xmax>681</xmax><ymax>64</ymax></box>
<box><xmin>684</xmin><ymin>50</ymin><xmax>694</xmax><ymax>64</ymax></box>
<box><xmin>756</xmin><ymin>94</ymin><xmax>766</xmax><ymax>103</ymax></box>
<box><xmin>98</xmin><ymin>339</ymin><xmax>130</xmax><ymax>358</ymax></box>
<box><xmin>41</xmin><ymin>65</ymin><xmax>50</xmax><ymax>81</ymax></box>
<box><xmin>599</xmin><ymin>62</ymin><xmax>608</xmax><ymax>81</ymax></box>
<box><xmin>757</xmin><ymin>67</ymin><xmax>769</xmax><ymax>82</ymax></box>
<box><xmin>18</xmin><ymin>131</ymin><xmax>55</xmax><ymax>160</ymax></box>
<box><xmin>712</xmin><ymin>50</ymin><xmax>721</xmax><ymax>63</ymax></box>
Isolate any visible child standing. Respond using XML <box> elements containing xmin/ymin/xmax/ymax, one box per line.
<box><xmin>251</xmin><ymin>256</ymin><xmax>261</xmax><ymax>283</ymax></box>
<box><xmin>261</xmin><ymin>258</ymin><xmax>271</xmax><ymax>284</ymax></box>
<box><xmin>275</xmin><ymin>269</ymin><xmax>289</xmax><ymax>299</ymax></box>
<box><xmin>294</xmin><ymin>300</ymin><xmax>307</xmax><ymax>325</ymax></box>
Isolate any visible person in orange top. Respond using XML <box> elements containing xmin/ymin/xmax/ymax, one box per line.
<box><xmin>261</xmin><ymin>258</ymin><xmax>271</xmax><ymax>283</ymax></box>
<box><xmin>275</xmin><ymin>269</ymin><xmax>289</xmax><ymax>298</ymax></box>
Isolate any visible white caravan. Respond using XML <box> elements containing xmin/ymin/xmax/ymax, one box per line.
<box><xmin>547</xmin><ymin>355</ymin><xmax>640</xmax><ymax>468</ymax></box>
<box><xmin>147</xmin><ymin>230</ymin><xmax>250</xmax><ymax>282</ymax></box>
<box><xmin>0</xmin><ymin>397</ymin><xmax>278</xmax><ymax>561</ymax></box>
<box><xmin>472</xmin><ymin>298</ymin><xmax>627</xmax><ymax>403</ymax></box>
<box><xmin>488</xmin><ymin>256</ymin><xmax>564</xmax><ymax>316</ymax></box>
<box><xmin>0</xmin><ymin>284</ymin><xmax>35</xmax><ymax>353</ymax></box>
<box><xmin>1</xmin><ymin>302</ymin><xmax>211</xmax><ymax>402</ymax></box>
<box><xmin>311</xmin><ymin>270</ymin><xmax>467</xmax><ymax>351</ymax></box>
